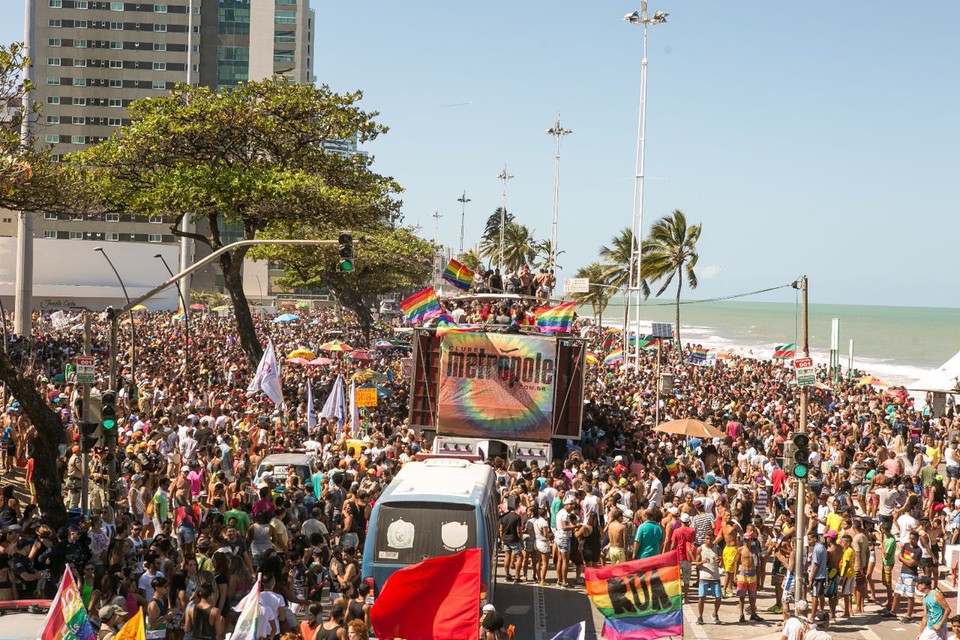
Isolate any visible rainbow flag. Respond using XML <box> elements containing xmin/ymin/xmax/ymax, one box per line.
<box><xmin>586</xmin><ymin>351</ymin><xmax>599</xmax><ymax>366</ymax></box>
<box><xmin>39</xmin><ymin>569</ymin><xmax>97</xmax><ymax>640</ymax></box>
<box><xmin>585</xmin><ymin>550</ymin><xmax>682</xmax><ymax>640</ymax></box>
<box><xmin>400</xmin><ymin>287</ymin><xmax>442</xmax><ymax>323</ymax></box>
<box><xmin>664</xmin><ymin>457</ymin><xmax>680</xmax><ymax>476</ymax></box>
<box><xmin>172</xmin><ymin>299</ymin><xmax>186</xmax><ymax>322</ymax></box>
<box><xmin>686</xmin><ymin>348</ymin><xmax>715</xmax><ymax>367</ymax></box>
<box><xmin>441</xmin><ymin>258</ymin><xmax>474</xmax><ymax>291</ymax></box>
<box><xmin>604</xmin><ymin>347</ymin><xmax>624</xmax><ymax>366</ymax></box>
<box><xmin>773</xmin><ymin>343</ymin><xmax>796</xmax><ymax>359</ymax></box>
<box><xmin>536</xmin><ymin>301</ymin><xmax>576</xmax><ymax>333</ymax></box>
<box><xmin>434</xmin><ymin>313</ymin><xmax>479</xmax><ymax>336</ymax></box>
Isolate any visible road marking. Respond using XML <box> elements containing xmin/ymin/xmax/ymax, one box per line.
<box><xmin>534</xmin><ymin>585</ymin><xmax>547</xmax><ymax>640</ymax></box>
<box><xmin>682</xmin><ymin>605</ymin><xmax>709</xmax><ymax>640</ymax></box>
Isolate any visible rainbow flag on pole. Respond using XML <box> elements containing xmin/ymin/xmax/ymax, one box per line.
<box><xmin>536</xmin><ymin>301</ymin><xmax>576</xmax><ymax>333</ymax></box>
<box><xmin>585</xmin><ymin>550</ymin><xmax>682</xmax><ymax>640</ymax></box>
<box><xmin>604</xmin><ymin>347</ymin><xmax>624</xmax><ymax>366</ymax></box>
<box><xmin>38</xmin><ymin>568</ymin><xmax>97</xmax><ymax>640</ymax></box>
<box><xmin>400</xmin><ymin>287</ymin><xmax>442</xmax><ymax>323</ymax></box>
<box><xmin>172</xmin><ymin>298</ymin><xmax>186</xmax><ymax>322</ymax></box>
<box><xmin>441</xmin><ymin>259</ymin><xmax>474</xmax><ymax>291</ymax></box>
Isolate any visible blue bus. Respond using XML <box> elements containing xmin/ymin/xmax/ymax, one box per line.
<box><xmin>362</xmin><ymin>457</ymin><xmax>499</xmax><ymax>603</ymax></box>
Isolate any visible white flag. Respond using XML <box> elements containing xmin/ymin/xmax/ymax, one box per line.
<box><xmin>231</xmin><ymin>574</ymin><xmax>261</xmax><ymax>640</ymax></box>
<box><xmin>320</xmin><ymin>375</ymin><xmax>345</xmax><ymax>429</ymax></box>
<box><xmin>348</xmin><ymin>377</ymin><xmax>360</xmax><ymax>436</ymax></box>
<box><xmin>258</xmin><ymin>341</ymin><xmax>284</xmax><ymax>406</ymax></box>
<box><xmin>306</xmin><ymin>377</ymin><xmax>316</xmax><ymax>432</ymax></box>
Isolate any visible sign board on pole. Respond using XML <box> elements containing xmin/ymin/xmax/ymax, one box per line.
<box><xmin>76</xmin><ymin>355</ymin><xmax>96</xmax><ymax>384</ymax></box>
<box><xmin>793</xmin><ymin>357</ymin><xmax>815</xmax><ymax>386</ymax></box>
<box><xmin>563</xmin><ymin>277</ymin><xmax>590</xmax><ymax>294</ymax></box>
<box><xmin>355</xmin><ymin>387</ymin><xmax>378</xmax><ymax>408</ymax></box>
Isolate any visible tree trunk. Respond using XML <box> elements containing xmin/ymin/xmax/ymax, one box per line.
<box><xmin>336</xmin><ymin>290</ymin><xmax>373</xmax><ymax>344</ymax></box>
<box><xmin>674</xmin><ymin>267</ymin><xmax>683</xmax><ymax>350</ymax></box>
<box><xmin>0</xmin><ymin>351</ymin><xmax>68</xmax><ymax>528</ymax></box>
<box><xmin>220</xmin><ymin>251</ymin><xmax>263</xmax><ymax>368</ymax></box>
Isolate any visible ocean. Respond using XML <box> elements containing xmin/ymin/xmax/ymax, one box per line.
<box><xmin>579</xmin><ymin>299</ymin><xmax>960</xmax><ymax>387</ymax></box>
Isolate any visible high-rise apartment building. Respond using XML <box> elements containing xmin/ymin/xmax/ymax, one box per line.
<box><xmin>30</xmin><ymin>0</ymin><xmax>315</xmax><ymax>247</ymax></box>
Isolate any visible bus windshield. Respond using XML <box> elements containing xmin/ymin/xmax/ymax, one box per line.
<box><xmin>373</xmin><ymin>503</ymin><xmax>477</xmax><ymax>565</ymax></box>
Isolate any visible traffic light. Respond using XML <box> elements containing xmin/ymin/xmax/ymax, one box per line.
<box><xmin>791</xmin><ymin>432</ymin><xmax>810</xmax><ymax>479</ymax></box>
<box><xmin>80</xmin><ymin>421</ymin><xmax>100</xmax><ymax>452</ymax></box>
<box><xmin>100</xmin><ymin>389</ymin><xmax>117</xmax><ymax>432</ymax></box>
<box><xmin>338</xmin><ymin>231</ymin><xmax>354</xmax><ymax>272</ymax></box>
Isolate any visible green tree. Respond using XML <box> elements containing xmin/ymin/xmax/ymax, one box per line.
<box><xmin>456</xmin><ymin>248</ymin><xmax>484</xmax><ymax>274</ymax></box>
<box><xmin>500</xmin><ymin>222</ymin><xmax>538</xmax><ymax>272</ymax></box>
<box><xmin>641</xmin><ymin>209</ymin><xmax>702</xmax><ymax>346</ymax></box>
<box><xmin>255</xmin><ymin>225</ymin><xmax>433</xmax><ymax>339</ymax></box>
<box><xmin>568</xmin><ymin>262</ymin><xmax>613</xmax><ymax>326</ymax></box>
<box><xmin>478</xmin><ymin>207</ymin><xmax>514</xmax><ymax>268</ymax></box>
<box><xmin>533</xmin><ymin>238</ymin><xmax>565</xmax><ymax>271</ymax></box>
<box><xmin>73</xmin><ymin>78</ymin><xmax>400</xmax><ymax>367</ymax></box>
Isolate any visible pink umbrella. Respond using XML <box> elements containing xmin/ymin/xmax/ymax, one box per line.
<box><xmin>309</xmin><ymin>357</ymin><xmax>333</xmax><ymax>366</ymax></box>
<box><xmin>285</xmin><ymin>357</ymin><xmax>311</xmax><ymax>366</ymax></box>
<box><xmin>348</xmin><ymin>349</ymin><xmax>373</xmax><ymax>361</ymax></box>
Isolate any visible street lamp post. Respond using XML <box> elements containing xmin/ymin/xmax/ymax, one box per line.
<box><xmin>13</xmin><ymin>0</ymin><xmax>37</xmax><ymax>337</ymax></box>
<box><xmin>546</xmin><ymin>115</ymin><xmax>572</xmax><ymax>271</ymax></box>
<box><xmin>496</xmin><ymin>166</ymin><xmax>514</xmax><ymax>272</ymax></box>
<box><xmin>155</xmin><ymin>254</ymin><xmax>190</xmax><ymax>373</ymax></box>
<box><xmin>432</xmin><ymin>211</ymin><xmax>443</xmax><ymax>246</ymax></box>
<box><xmin>457</xmin><ymin>191</ymin><xmax>471</xmax><ymax>253</ymax></box>
<box><xmin>94</xmin><ymin>247</ymin><xmax>136</xmax><ymax>401</ymax></box>
<box><xmin>624</xmin><ymin>2</ymin><xmax>668</xmax><ymax>371</ymax></box>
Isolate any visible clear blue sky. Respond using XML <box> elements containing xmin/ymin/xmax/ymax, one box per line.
<box><xmin>5</xmin><ymin>1</ymin><xmax>959</xmax><ymax>308</ymax></box>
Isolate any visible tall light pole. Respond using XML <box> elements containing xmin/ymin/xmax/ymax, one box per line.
<box><xmin>14</xmin><ymin>0</ymin><xmax>37</xmax><ymax>337</ymax></box>
<box><xmin>179</xmin><ymin>0</ymin><xmax>196</xmax><ymax>296</ymax></box>
<box><xmin>432</xmin><ymin>211</ymin><xmax>443</xmax><ymax>245</ymax></box>
<box><xmin>155</xmin><ymin>254</ymin><xmax>189</xmax><ymax>373</ymax></box>
<box><xmin>457</xmin><ymin>191</ymin><xmax>471</xmax><ymax>253</ymax></box>
<box><xmin>496</xmin><ymin>166</ymin><xmax>513</xmax><ymax>271</ymax></box>
<box><xmin>94</xmin><ymin>247</ymin><xmax>136</xmax><ymax>402</ymax></box>
<box><xmin>624</xmin><ymin>3</ymin><xmax>668</xmax><ymax>370</ymax></box>
<box><xmin>546</xmin><ymin>115</ymin><xmax>572</xmax><ymax>271</ymax></box>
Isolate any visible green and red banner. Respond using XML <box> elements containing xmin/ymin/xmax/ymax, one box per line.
<box><xmin>437</xmin><ymin>332</ymin><xmax>557</xmax><ymax>440</ymax></box>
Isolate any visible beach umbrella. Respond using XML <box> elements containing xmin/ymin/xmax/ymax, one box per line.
<box><xmin>654</xmin><ymin>418</ymin><xmax>724</xmax><ymax>439</ymax></box>
<box><xmin>273</xmin><ymin>313</ymin><xmax>299</xmax><ymax>323</ymax></box>
<box><xmin>120</xmin><ymin>317</ymin><xmax>142</xmax><ymax>326</ymax></box>
<box><xmin>287</xmin><ymin>348</ymin><xmax>316</xmax><ymax>360</ymax></box>
<box><xmin>319</xmin><ymin>339</ymin><xmax>352</xmax><ymax>352</ymax></box>
<box><xmin>374</xmin><ymin>340</ymin><xmax>393</xmax><ymax>350</ymax></box>
<box><xmin>280</xmin><ymin>301</ymin><xmax>296</xmax><ymax>308</ymax></box>
<box><xmin>348</xmin><ymin>349</ymin><xmax>373</xmax><ymax>361</ymax></box>
<box><xmin>189</xmin><ymin>303</ymin><xmax>206</xmax><ymax>311</ymax></box>
<box><xmin>131</xmin><ymin>304</ymin><xmax>148</xmax><ymax>312</ymax></box>
<box><xmin>856</xmin><ymin>375</ymin><xmax>889</xmax><ymax>388</ymax></box>
<box><xmin>309</xmin><ymin>357</ymin><xmax>333</xmax><ymax>366</ymax></box>
<box><xmin>286</xmin><ymin>357</ymin><xmax>311</xmax><ymax>366</ymax></box>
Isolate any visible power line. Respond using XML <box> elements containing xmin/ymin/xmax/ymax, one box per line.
<box><xmin>594</xmin><ymin>282</ymin><xmax>796</xmax><ymax>308</ymax></box>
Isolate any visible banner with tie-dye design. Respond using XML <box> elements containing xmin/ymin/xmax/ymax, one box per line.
<box><xmin>437</xmin><ymin>332</ymin><xmax>556</xmax><ymax>440</ymax></box>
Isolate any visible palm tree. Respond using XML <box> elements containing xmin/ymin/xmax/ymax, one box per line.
<box><xmin>533</xmin><ymin>238</ymin><xmax>565</xmax><ymax>271</ymax></box>
<box><xmin>569</xmin><ymin>263</ymin><xmax>613</xmax><ymax>326</ymax></box>
<box><xmin>641</xmin><ymin>209</ymin><xmax>701</xmax><ymax>347</ymax></box>
<box><xmin>501</xmin><ymin>221</ymin><xmax>538</xmax><ymax>272</ymax></box>
<box><xmin>456</xmin><ymin>248</ymin><xmax>484</xmax><ymax>273</ymax></box>
<box><xmin>479</xmin><ymin>207</ymin><xmax>514</xmax><ymax>267</ymax></box>
<box><xmin>599</xmin><ymin>227</ymin><xmax>649</xmax><ymax>296</ymax></box>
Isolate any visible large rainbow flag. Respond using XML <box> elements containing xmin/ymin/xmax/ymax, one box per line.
<box><xmin>604</xmin><ymin>347</ymin><xmax>624</xmax><ymax>366</ymax></box>
<box><xmin>38</xmin><ymin>568</ymin><xmax>97</xmax><ymax>640</ymax></box>
<box><xmin>441</xmin><ymin>259</ymin><xmax>474</xmax><ymax>291</ymax></box>
<box><xmin>400</xmin><ymin>287</ymin><xmax>442</xmax><ymax>323</ymax></box>
<box><xmin>535</xmin><ymin>301</ymin><xmax>576</xmax><ymax>333</ymax></box>
<box><xmin>585</xmin><ymin>550</ymin><xmax>682</xmax><ymax>640</ymax></box>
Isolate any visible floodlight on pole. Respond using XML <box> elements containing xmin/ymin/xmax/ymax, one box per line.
<box><xmin>457</xmin><ymin>191</ymin><xmax>471</xmax><ymax>253</ymax></box>
<box><xmin>546</xmin><ymin>114</ymin><xmax>572</xmax><ymax>271</ymax></box>
<box><xmin>496</xmin><ymin>166</ymin><xmax>513</xmax><ymax>272</ymax></box>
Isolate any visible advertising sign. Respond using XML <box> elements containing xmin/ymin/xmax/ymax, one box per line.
<box><xmin>793</xmin><ymin>357</ymin><xmax>815</xmax><ymax>386</ymax></box>
<box><xmin>355</xmin><ymin>387</ymin><xmax>378</xmax><ymax>407</ymax></box>
<box><xmin>437</xmin><ymin>332</ymin><xmax>556</xmax><ymax>441</ymax></box>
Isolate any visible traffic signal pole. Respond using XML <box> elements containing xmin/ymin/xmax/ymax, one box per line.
<box><xmin>793</xmin><ymin>275</ymin><xmax>809</xmax><ymax>604</ymax></box>
<box><xmin>81</xmin><ymin>311</ymin><xmax>91</xmax><ymax>514</ymax></box>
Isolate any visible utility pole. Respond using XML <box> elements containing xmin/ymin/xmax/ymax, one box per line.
<box><xmin>496</xmin><ymin>166</ymin><xmax>513</xmax><ymax>272</ymax></box>
<box><xmin>80</xmin><ymin>312</ymin><xmax>91</xmax><ymax>514</ymax></box>
<box><xmin>546</xmin><ymin>115</ymin><xmax>572</xmax><ymax>270</ymax></box>
<box><xmin>793</xmin><ymin>274</ymin><xmax>809</xmax><ymax>604</ymax></box>
<box><xmin>432</xmin><ymin>211</ymin><xmax>443</xmax><ymax>245</ymax></box>
<box><xmin>14</xmin><ymin>0</ymin><xmax>36</xmax><ymax>336</ymax></box>
<box><xmin>457</xmin><ymin>191</ymin><xmax>470</xmax><ymax>253</ymax></box>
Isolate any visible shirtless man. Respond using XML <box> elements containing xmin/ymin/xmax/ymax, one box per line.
<box><xmin>604</xmin><ymin>508</ymin><xmax>628</xmax><ymax>565</ymax></box>
<box><xmin>733</xmin><ymin>530</ymin><xmax>762</xmax><ymax>623</ymax></box>
<box><xmin>171</xmin><ymin>465</ymin><xmax>193</xmax><ymax>508</ymax></box>
<box><xmin>716</xmin><ymin>509</ymin><xmax>743</xmax><ymax>597</ymax></box>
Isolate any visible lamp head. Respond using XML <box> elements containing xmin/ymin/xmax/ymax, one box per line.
<box><xmin>153</xmin><ymin>254</ymin><xmax>162</xmax><ymax>259</ymax></box>
<box><xmin>624</xmin><ymin>11</ymin><xmax>641</xmax><ymax>23</ymax></box>
<box><xmin>93</xmin><ymin>247</ymin><xmax>104</xmax><ymax>253</ymax></box>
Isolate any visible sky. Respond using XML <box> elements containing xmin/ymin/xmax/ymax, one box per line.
<box><xmin>4</xmin><ymin>1</ymin><xmax>959</xmax><ymax>308</ymax></box>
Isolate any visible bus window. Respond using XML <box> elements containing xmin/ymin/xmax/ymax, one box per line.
<box><xmin>374</xmin><ymin>503</ymin><xmax>477</xmax><ymax>565</ymax></box>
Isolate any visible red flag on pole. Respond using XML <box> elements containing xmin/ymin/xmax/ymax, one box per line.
<box><xmin>370</xmin><ymin>547</ymin><xmax>482</xmax><ymax>640</ymax></box>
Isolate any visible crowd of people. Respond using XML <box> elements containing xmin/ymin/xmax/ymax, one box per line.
<box><xmin>0</xmin><ymin>294</ymin><xmax>957</xmax><ymax>640</ymax></box>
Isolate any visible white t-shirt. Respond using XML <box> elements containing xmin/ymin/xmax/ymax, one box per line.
<box><xmin>897</xmin><ymin>513</ymin><xmax>918</xmax><ymax>544</ymax></box>
<box><xmin>137</xmin><ymin>570</ymin><xmax>165</xmax><ymax>602</ymax></box>
<box><xmin>782</xmin><ymin>616</ymin><xmax>809</xmax><ymax>640</ymax></box>
<box><xmin>555</xmin><ymin>508</ymin><xmax>572</xmax><ymax>540</ymax></box>
<box><xmin>258</xmin><ymin>590</ymin><xmax>285</xmax><ymax>639</ymax></box>
<box><xmin>648</xmin><ymin>478</ymin><xmax>664</xmax><ymax>508</ymax></box>
<box><xmin>946</xmin><ymin>447</ymin><xmax>959</xmax><ymax>467</ymax></box>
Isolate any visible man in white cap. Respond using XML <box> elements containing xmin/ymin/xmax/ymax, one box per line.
<box><xmin>667</xmin><ymin>512</ymin><xmax>696</xmax><ymax>600</ymax></box>
<box><xmin>781</xmin><ymin>599</ymin><xmax>810</xmax><ymax>640</ymax></box>
<box><xmin>554</xmin><ymin>493</ymin><xmax>578</xmax><ymax>587</ymax></box>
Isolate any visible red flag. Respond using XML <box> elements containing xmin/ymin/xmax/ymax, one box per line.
<box><xmin>370</xmin><ymin>548</ymin><xmax>481</xmax><ymax>640</ymax></box>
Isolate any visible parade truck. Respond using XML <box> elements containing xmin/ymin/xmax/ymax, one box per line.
<box><xmin>407</xmin><ymin>325</ymin><xmax>586</xmax><ymax>465</ymax></box>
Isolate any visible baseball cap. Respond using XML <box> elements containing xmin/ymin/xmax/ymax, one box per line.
<box><xmin>680</xmin><ymin>513</ymin><xmax>690</xmax><ymax>523</ymax></box>
<box><xmin>99</xmin><ymin>604</ymin><xmax>126</xmax><ymax>620</ymax></box>
<box><xmin>482</xmin><ymin>604</ymin><xmax>496</xmax><ymax>613</ymax></box>
<box><xmin>795</xmin><ymin>599</ymin><xmax>810</xmax><ymax>612</ymax></box>
<box><xmin>668</xmin><ymin>506</ymin><xmax>679</xmax><ymax>515</ymax></box>
<box><xmin>563</xmin><ymin>494</ymin><xmax>577</xmax><ymax>505</ymax></box>
<box><xmin>181</xmin><ymin>465</ymin><xmax>191</xmax><ymax>472</ymax></box>
<box><xmin>813</xmin><ymin>611</ymin><xmax>830</xmax><ymax>623</ymax></box>
<box><xmin>824</xmin><ymin>530</ymin><xmax>838</xmax><ymax>539</ymax></box>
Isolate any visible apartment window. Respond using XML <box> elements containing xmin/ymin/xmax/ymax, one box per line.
<box><xmin>153</xmin><ymin>62</ymin><xmax>166</xmax><ymax>71</ymax></box>
<box><xmin>107</xmin><ymin>232</ymin><xmax>119</xmax><ymax>242</ymax></box>
<box><xmin>148</xmin><ymin>215</ymin><xmax>163</xmax><ymax>224</ymax></box>
<box><xmin>109</xmin><ymin>79</ymin><xmax>122</xmax><ymax>87</ymax></box>
<box><xmin>276</xmin><ymin>0</ymin><xmax>297</xmax><ymax>4</ymax></box>
<box><xmin>74</xmin><ymin>97</ymin><xmax>86</xmax><ymax>105</ymax></box>
<box><xmin>153</xmin><ymin>42</ymin><xmax>167</xmax><ymax>51</ymax></box>
<box><xmin>110</xmin><ymin>21</ymin><xmax>123</xmax><ymax>30</ymax></box>
<box><xmin>275</xmin><ymin>11</ymin><xmax>296</xmax><ymax>24</ymax></box>
<box><xmin>75</xmin><ymin>20</ymin><xmax>88</xmax><ymax>28</ymax></box>
<box><xmin>108</xmin><ymin>98</ymin><xmax>122</xmax><ymax>107</ymax></box>
<box><xmin>154</xmin><ymin>24</ymin><xmax>167</xmax><ymax>32</ymax></box>
<box><xmin>73</xmin><ymin>77</ymin><xmax>85</xmax><ymax>87</ymax></box>
<box><xmin>274</xmin><ymin>30</ymin><xmax>295</xmax><ymax>43</ymax></box>
<box><xmin>71</xmin><ymin>135</ymin><xmax>85</xmax><ymax>144</ymax></box>
<box><xmin>47</xmin><ymin>96</ymin><xmax>60</xmax><ymax>105</ymax></box>
<box><xmin>44</xmin><ymin>231</ymin><xmax>57</xmax><ymax>239</ymax></box>
<box><xmin>49</xmin><ymin>19</ymin><xmax>62</xmax><ymax>28</ymax></box>
<box><xmin>152</xmin><ymin>80</ymin><xmax>165</xmax><ymax>90</ymax></box>
<box><xmin>73</xmin><ymin>59</ymin><xmax>86</xmax><ymax>67</ymax></box>
<box><xmin>72</xmin><ymin>116</ymin><xmax>85</xmax><ymax>125</ymax></box>
<box><xmin>49</xmin><ymin>0</ymin><xmax>63</xmax><ymax>6</ymax></box>
<box><xmin>46</xmin><ymin>115</ymin><xmax>60</xmax><ymax>124</ymax></box>
<box><xmin>106</xmin><ymin>117</ymin><xmax>120</xmax><ymax>126</ymax></box>
<box><xmin>47</xmin><ymin>77</ymin><xmax>61</xmax><ymax>85</ymax></box>
<box><xmin>110</xmin><ymin>2</ymin><xmax>123</xmax><ymax>10</ymax></box>
<box><xmin>274</xmin><ymin>51</ymin><xmax>294</xmax><ymax>63</ymax></box>
<box><xmin>48</xmin><ymin>39</ymin><xmax>61</xmax><ymax>47</ymax></box>
<box><xmin>69</xmin><ymin>231</ymin><xmax>83</xmax><ymax>240</ymax></box>
<box><xmin>148</xmin><ymin>234</ymin><xmax>162</xmax><ymax>243</ymax></box>
<box><xmin>105</xmin><ymin>213</ymin><xmax>120</xmax><ymax>222</ymax></box>
<box><xmin>45</xmin><ymin>134</ymin><xmax>59</xmax><ymax>144</ymax></box>
<box><xmin>110</xmin><ymin>60</ymin><xmax>123</xmax><ymax>68</ymax></box>
<box><xmin>154</xmin><ymin>3</ymin><xmax>167</xmax><ymax>12</ymax></box>
<box><xmin>45</xmin><ymin>212</ymin><xmax>58</xmax><ymax>220</ymax></box>
<box><xmin>110</xmin><ymin>41</ymin><xmax>123</xmax><ymax>49</ymax></box>
<box><xmin>47</xmin><ymin>57</ymin><xmax>61</xmax><ymax>66</ymax></box>
<box><xmin>74</xmin><ymin>39</ymin><xmax>88</xmax><ymax>48</ymax></box>
<box><xmin>76</xmin><ymin>0</ymin><xmax>87</xmax><ymax>7</ymax></box>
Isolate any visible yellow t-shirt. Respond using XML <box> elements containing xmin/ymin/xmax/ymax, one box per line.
<box><xmin>840</xmin><ymin>547</ymin><xmax>856</xmax><ymax>578</ymax></box>
<box><xmin>926</xmin><ymin>446</ymin><xmax>942</xmax><ymax>466</ymax></box>
<box><xmin>825</xmin><ymin>512</ymin><xmax>843</xmax><ymax>535</ymax></box>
